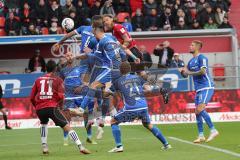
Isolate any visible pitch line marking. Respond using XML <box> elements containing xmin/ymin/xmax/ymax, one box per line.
<box><xmin>169</xmin><ymin>136</ymin><xmax>240</xmax><ymax>158</ymax></box>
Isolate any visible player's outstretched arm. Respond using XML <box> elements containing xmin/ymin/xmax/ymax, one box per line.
<box><xmin>53</xmin><ymin>31</ymin><xmax>77</xmax><ymax>51</ymax></box>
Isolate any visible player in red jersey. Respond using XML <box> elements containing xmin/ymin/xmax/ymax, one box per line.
<box><xmin>103</xmin><ymin>14</ymin><xmax>144</xmax><ymax>73</ymax></box>
<box><xmin>30</xmin><ymin>60</ymin><xmax>90</xmax><ymax>155</ymax></box>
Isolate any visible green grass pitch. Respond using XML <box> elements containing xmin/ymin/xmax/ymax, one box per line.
<box><xmin>0</xmin><ymin>122</ymin><xmax>239</xmax><ymax>160</ymax></box>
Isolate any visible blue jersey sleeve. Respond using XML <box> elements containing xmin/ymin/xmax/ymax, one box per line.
<box><xmin>88</xmin><ymin>37</ymin><xmax>98</xmax><ymax>50</ymax></box>
<box><xmin>75</xmin><ymin>26</ymin><xmax>84</xmax><ymax>35</ymax></box>
<box><xmin>198</xmin><ymin>55</ymin><xmax>208</xmax><ymax>69</ymax></box>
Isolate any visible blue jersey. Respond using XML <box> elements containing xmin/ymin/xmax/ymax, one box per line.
<box><xmin>74</xmin><ymin>26</ymin><xmax>98</xmax><ymax>52</ymax></box>
<box><xmin>59</xmin><ymin>66</ymin><xmax>85</xmax><ymax>97</ymax></box>
<box><xmin>93</xmin><ymin>35</ymin><xmax>117</xmax><ymax>68</ymax></box>
<box><xmin>187</xmin><ymin>54</ymin><xmax>214</xmax><ymax>92</ymax></box>
<box><xmin>114</xmin><ymin>74</ymin><xmax>147</xmax><ymax>110</ymax></box>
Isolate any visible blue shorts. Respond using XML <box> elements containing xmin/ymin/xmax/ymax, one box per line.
<box><xmin>114</xmin><ymin>108</ymin><xmax>150</xmax><ymax>124</ymax></box>
<box><xmin>90</xmin><ymin>67</ymin><xmax>111</xmax><ymax>84</ymax></box>
<box><xmin>195</xmin><ymin>89</ymin><xmax>214</xmax><ymax>106</ymax></box>
<box><xmin>64</xmin><ymin>96</ymin><xmax>83</xmax><ymax>109</ymax></box>
<box><xmin>74</xmin><ymin>98</ymin><xmax>94</xmax><ymax>113</ymax></box>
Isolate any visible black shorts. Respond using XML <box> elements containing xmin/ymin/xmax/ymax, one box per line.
<box><xmin>128</xmin><ymin>46</ymin><xmax>145</xmax><ymax>72</ymax></box>
<box><xmin>36</xmin><ymin>107</ymin><xmax>68</xmax><ymax>128</ymax></box>
<box><xmin>0</xmin><ymin>101</ymin><xmax>4</xmax><ymax>110</ymax></box>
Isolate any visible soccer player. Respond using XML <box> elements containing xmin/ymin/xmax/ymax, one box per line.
<box><xmin>78</xmin><ymin>15</ymin><xmax>115</xmax><ymax>110</ymax></box>
<box><xmin>0</xmin><ymin>84</ymin><xmax>12</xmax><ymax>130</ymax></box>
<box><xmin>179</xmin><ymin>40</ymin><xmax>219</xmax><ymax>143</ymax></box>
<box><xmin>59</xmin><ymin>52</ymin><xmax>99</xmax><ymax>145</ymax></box>
<box><xmin>30</xmin><ymin>60</ymin><xmax>90</xmax><ymax>155</ymax></box>
<box><xmin>108</xmin><ymin>61</ymin><xmax>171</xmax><ymax>153</ymax></box>
<box><xmin>103</xmin><ymin>14</ymin><xmax>142</xmax><ymax>72</ymax></box>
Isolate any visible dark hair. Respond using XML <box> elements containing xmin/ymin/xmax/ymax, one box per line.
<box><xmin>120</xmin><ymin>61</ymin><xmax>131</xmax><ymax>75</ymax></box>
<box><xmin>46</xmin><ymin>60</ymin><xmax>57</xmax><ymax>73</ymax></box>
<box><xmin>92</xmin><ymin>15</ymin><xmax>104</xmax><ymax>29</ymax></box>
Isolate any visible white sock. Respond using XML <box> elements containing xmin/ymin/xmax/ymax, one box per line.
<box><xmin>40</xmin><ymin>124</ymin><xmax>48</xmax><ymax>144</ymax></box>
<box><xmin>68</xmin><ymin>130</ymin><xmax>82</xmax><ymax>146</ymax></box>
<box><xmin>110</xmin><ymin>107</ymin><xmax>117</xmax><ymax>116</ymax></box>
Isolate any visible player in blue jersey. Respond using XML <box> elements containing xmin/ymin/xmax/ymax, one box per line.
<box><xmin>179</xmin><ymin>40</ymin><xmax>219</xmax><ymax>143</ymax></box>
<box><xmin>108</xmin><ymin>61</ymin><xmax>171</xmax><ymax>153</ymax></box>
<box><xmin>79</xmin><ymin>15</ymin><xmax>116</xmax><ymax>111</ymax></box>
<box><xmin>54</xmin><ymin>22</ymin><xmax>105</xmax><ymax>143</ymax></box>
<box><xmin>58</xmin><ymin>52</ymin><xmax>87</xmax><ymax>145</ymax></box>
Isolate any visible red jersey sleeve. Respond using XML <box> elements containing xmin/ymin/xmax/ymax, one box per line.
<box><xmin>30</xmin><ymin>81</ymin><xmax>38</xmax><ymax>107</ymax></box>
<box><xmin>56</xmin><ymin>77</ymin><xmax>64</xmax><ymax>100</ymax></box>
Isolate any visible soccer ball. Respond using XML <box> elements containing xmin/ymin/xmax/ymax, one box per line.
<box><xmin>61</xmin><ymin>18</ymin><xmax>74</xmax><ymax>31</ymax></box>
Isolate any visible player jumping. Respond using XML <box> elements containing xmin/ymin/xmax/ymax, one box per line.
<box><xmin>30</xmin><ymin>60</ymin><xmax>90</xmax><ymax>155</ymax></box>
<box><xmin>103</xmin><ymin>14</ymin><xmax>142</xmax><ymax>72</ymax></box>
<box><xmin>54</xmin><ymin>21</ymin><xmax>103</xmax><ymax>144</ymax></box>
<box><xmin>179</xmin><ymin>40</ymin><xmax>219</xmax><ymax>143</ymax></box>
<box><xmin>108</xmin><ymin>61</ymin><xmax>171</xmax><ymax>153</ymax></box>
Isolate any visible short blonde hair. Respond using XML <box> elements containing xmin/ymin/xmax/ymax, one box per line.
<box><xmin>192</xmin><ymin>40</ymin><xmax>203</xmax><ymax>49</ymax></box>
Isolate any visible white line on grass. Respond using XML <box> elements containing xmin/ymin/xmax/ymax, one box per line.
<box><xmin>169</xmin><ymin>136</ymin><xmax>240</xmax><ymax>158</ymax></box>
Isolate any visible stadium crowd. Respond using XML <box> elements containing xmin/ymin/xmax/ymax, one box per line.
<box><xmin>0</xmin><ymin>0</ymin><xmax>233</xmax><ymax>36</ymax></box>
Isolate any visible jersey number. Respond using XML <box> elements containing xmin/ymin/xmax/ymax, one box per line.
<box><xmin>40</xmin><ymin>80</ymin><xmax>53</xmax><ymax>96</ymax></box>
<box><xmin>125</xmin><ymin>82</ymin><xmax>140</xmax><ymax>97</ymax></box>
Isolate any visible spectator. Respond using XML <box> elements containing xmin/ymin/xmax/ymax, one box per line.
<box><xmin>218</xmin><ymin>16</ymin><xmax>233</xmax><ymax>28</ymax></box>
<box><xmin>49</xmin><ymin>21</ymin><xmax>59</xmax><ymax>34</ymax></box>
<box><xmin>196</xmin><ymin>0</ymin><xmax>208</xmax><ymax>13</ymax></box>
<box><xmin>20</xmin><ymin>2</ymin><xmax>36</xmax><ymax>30</ymax></box>
<box><xmin>131</xmin><ymin>8</ymin><xmax>145</xmax><ymax>31</ymax></box>
<box><xmin>143</xmin><ymin>0</ymin><xmax>157</xmax><ymax>16</ymax></box>
<box><xmin>139</xmin><ymin>45</ymin><xmax>152</xmax><ymax>69</ymax></box>
<box><xmin>174</xmin><ymin>8</ymin><xmax>192</xmax><ymax>27</ymax></box>
<box><xmin>4</xmin><ymin>11</ymin><xmax>21</xmax><ymax>36</ymax></box>
<box><xmin>0</xmin><ymin>1</ymin><xmax>4</xmax><ymax>16</ymax></box>
<box><xmin>35</xmin><ymin>0</ymin><xmax>48</xmax><ymax>27</ymax></box>
<box><xmin>100</xmin><ymin>0</ymin><xmax>115</xmax><ymax>16</ymax></box>
<box><xmin>28</xmin><ymin>49</ymin><xmax>46</xmax><ymax>73</ymax></box>
<box><xmin>122</xmin><ymin>17</ymin><xmax>133</xmax><ymax>32</ymax></box>
<box><xmin>204</xmin><ymin>17</ymin><xmax>218</xmax><ymax>29</ymax></box>
<box><xmin>214</xmin><ymin>0</ymin><xmax>229</xmax><ymax>12</ymax></box>
<box><xmin>62</xmin><ymin>0</ymin><xmax>76</xmax><ymax>17</ymax></box>
<box><xmin>69</xmin><ymin>11</ymin><xmax>78</xmax><ymax>29</ymax></box>
<box><xmin>76</xmin><ymin>0</ymin><xmax>90</xmax><ymax>26</ymax></box>
<box><xmin>153</xmin><ymin>41</ymin><xmax>174</xmax><ymax>68</ymax></box>
<box><xmin>89</xmin><ymin>0</ymin><xmax>101</xmax><ymax>18</ymax></box>
<box><xmin>169</xmin><ymin>53</ymin><xmax>185</xmax><ymax>68</ymax></box>
<box><xmin>174</xmin><ymin>17</ymin><xmax>188</xmax><ymax>30</ymax></box>
<box><xmin>215</xmin><ymin>6</ymin><xmax>226</xmax><ymax>26</ymax></box>
<box><xmin>26</xmin><ymin>23</ymin><xmax>40</xmax><ymax>35</ymax></box>
<box><xmin>144</xmin><ymin>8</ymin><xmax>158</xmax><ymax>31</ymax></box>
<box><xmin>158</xmin><ymin>6</ymin><xmax>175</xmax><ymax>30</ymax></box>
<box><xmin>114</xmin><ymin>0</ymin><xmax>131</xmax><ymax>14</ymax></box>
<box><xmin>197</xmin><ymin>3</ymin><xmax>215</xmax><ymax>27</ymax></box>
<box><xmin>48</xmin><ymin>0</ymin><xmax>62</xmax><ymax>26</ymax></box>
<box><xmin>191</xmin><ymin>19</ymin><xmax>202</xmax><ymax>29</ymax></box>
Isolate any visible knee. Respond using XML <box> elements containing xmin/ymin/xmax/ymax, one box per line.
<box><xmin>195</xmin><ymin>104</ymin><xmax>205</xmax><ymax>114</ymax></box>
<box><xmin>110</xmin><ymin>118</ymin><xmax>117</xmax><ymax>126</ymax></box>
<box><xmin>143</xmin><ymin>123</ymin><xmax>152</xmax><ymax>130</ymax></box>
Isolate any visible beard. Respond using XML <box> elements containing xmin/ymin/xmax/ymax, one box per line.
<box><xmin>189</xmin><ymin>50</ymin><xmax>194</xmax><ymax>54</ymax></box>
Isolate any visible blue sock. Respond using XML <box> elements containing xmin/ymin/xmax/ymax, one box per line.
<box><xmin>111</xmin><ymin>124</ymin><xmax>122</xmax><ymax>147</ymax></box>
<box><xmin>151</xmin><ymin>126</ymin><xmax>168</xmax><ymax>146</ymax></box>
<box><xmin>63</xmin><ymin>131</ymin><xmax>68</xmax><ymax>138</ymax></box>
<box><xmin>80</xmin><ymin>88</ymin><xmax>95</xmax><ymax>110</ymax></box>
<box><xmin>196</xmin><ymin>114</ymin><xmax>204</xmax><ymax>136</ymax></box>
<box><xmin>199</xmin><ymin>110</ymin><xmax>215</xmax><ymax>131</ymax></box>
<box><xmin>84</xmin><ymin>120</ymin><xmax>92</xmax><ymax>139</ymax></box>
